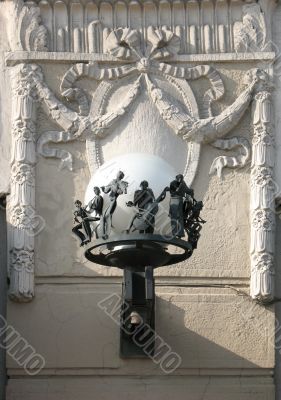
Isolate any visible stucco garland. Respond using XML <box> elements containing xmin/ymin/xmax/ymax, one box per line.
<box><xmin>6</xmin><ymin>22</ymin><xmax>276</xmax><ymax>303</ymax></box>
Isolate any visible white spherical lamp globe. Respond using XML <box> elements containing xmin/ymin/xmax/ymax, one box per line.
<box><xmin>84</xmin><ymin>153</ymin><xmax>177</xmax><ymax>235</ymax></box>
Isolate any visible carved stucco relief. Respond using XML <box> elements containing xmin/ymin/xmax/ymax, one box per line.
<box><xmin>11</xmin><ymin>2</ymin><xmax>49</xmax><ymax>52</ymax></box>
<box><xmin>9</xmin><ymin>0</ymin><xmax>272</xmax><ymax>56</ymax></box>
<box><xmin>6</xmin><ymin>3</ymin><xmax>276</xmax><ymax>303</ymax></box>
<box><xmin>37</xmin><ymin>27</ymin><xmax>255</xmax><ymax>182</ymax></box>
<box><xmin>26</xmin><ymin>0</ymin><xmax>270</xmax><ymax>54</ymax></box>
<box><xmin>234</xmin><ymin>4</ymin><xmax>267</xmax><ymax>53</ymax></box>
<box><xmin>8</xmin><ymin>64</ymin><xmax>42</xmax><ymax>301</ymax></box>
<box><xmin>250</xmin><ymin>86</ymin><xmax>276</xmax><ymax>302</ymax></box>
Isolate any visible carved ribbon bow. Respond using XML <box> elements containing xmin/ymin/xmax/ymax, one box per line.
<box><xmin>34</xmin><ymin>27</ymin><xmax>267</xmax><ymax>176</ymax></box>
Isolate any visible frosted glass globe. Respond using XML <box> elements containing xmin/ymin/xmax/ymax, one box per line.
<box><xmin>84</xmin><ymin>153</ymin><xmax>177</xmax><ymax>235</ymax></box>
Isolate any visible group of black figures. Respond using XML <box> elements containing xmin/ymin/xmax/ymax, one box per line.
<box><xmin>72</xmin><ymin>171</ymin><xmax>206</xmax><ymax>250</ymax></box>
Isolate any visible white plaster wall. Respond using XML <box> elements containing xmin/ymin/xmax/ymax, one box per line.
<box><xmin>6</xmin><ymin>286</ymin><xmax>275</xmax><ymax>371</ymax></box>
<box><xmin>6</xmin><ymin>286</ymin><xmax>275</xmax><ymax>398</ymax></box>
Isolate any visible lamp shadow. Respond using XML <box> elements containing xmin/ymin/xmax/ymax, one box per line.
<box><xmin>114</xmin><ymin>293</ymin><xmax>273</xmax><ymax>375</ymax></box>
<box><xmin>150</xmin><ymin>295</ymin><xmax>269</xmax><ymax>371</ymax></box>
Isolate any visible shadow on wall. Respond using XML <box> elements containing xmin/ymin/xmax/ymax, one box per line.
<box><xmin>6</xmin><ymin>284</ymin><xmax>273</xmax><ymax>372</ymax></box>
<box><xmin>6</xmin><ymin>290</ymin><xmax>274</xmax><ymax>399</ymax></box>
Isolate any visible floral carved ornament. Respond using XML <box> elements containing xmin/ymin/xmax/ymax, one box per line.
<box><xmin>34</xmin><ymin>27</ymin><xmax>269</xmax><ymax>180</ymax></box>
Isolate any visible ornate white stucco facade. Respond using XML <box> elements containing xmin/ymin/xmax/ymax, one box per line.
<box><xmin>1</xmin><ymin>0</ymin><xmax>281</xmax><ymax>398</ymax></box>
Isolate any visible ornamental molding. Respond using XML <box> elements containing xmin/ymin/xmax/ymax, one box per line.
<box><xmin>7</xmin><ymin>64</ymin><xmax>41</xmax><ymax>301</ymax></box>
<box><xmin>250</xmin><ymin>84</ymin><xmax>276</xmax><ymax>302</ymax></box>
<box><xmin>233</xmin><ymin>4</ymin><xmax>267</xmax><ymax>53</ymax></box>
<box><xmin>12</xmin><ymin>0</ymin><xmax>274</xmax><ymax>55</ymax></box>
<box><xmin>11</xmin><ymin>2</ymin><xmax>49</xmax><ymax>52</ymax></box>
<box><xmin>34</xmin><ymin>27</ymin><xmax>269</xmax><ymax>182</ymax></box>
<box><xmin>6</xmin><ymin>5</ymin><xmax>277</xmax><ymax>303</ymax></box>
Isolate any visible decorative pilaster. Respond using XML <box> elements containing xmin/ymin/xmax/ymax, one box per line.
<box><xmin>7</xmin><ymin>64</ymin><xmax>42</xmax><ymax>302</ymax></box>
<box><xmin>250</xmin><ymin>82</ymin><xmax>275</xmax><ymax>302</ymax></box>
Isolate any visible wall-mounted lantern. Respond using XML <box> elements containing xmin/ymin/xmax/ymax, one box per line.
<box><xmin>72</xmin><ymin>154</ymin><xmax>205</xmax><ymax>357</ymax></box>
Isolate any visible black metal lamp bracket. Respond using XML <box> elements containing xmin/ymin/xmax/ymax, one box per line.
<box><xmin>120</xmin><ymin>266</ymin><xmax>155</xmax><ymax>357</ymax></box>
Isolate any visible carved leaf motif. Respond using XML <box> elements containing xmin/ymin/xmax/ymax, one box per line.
<box><xmin>249</xmin><ymin>78</ymin><xmax>275</xmax><ymax>303</ymax></box>
<box><xmin>11</xmin><ymin>164</ymin><xmax>35</xmax><ymax>186</ymax></box>
<box><xmin>251</xmin><ymin>250</ymin><xmax>274</xmax><ymax>300</ymax></box>
<box><xmin>234</xmin><ymin>4</ymin><xmax>266</xmax><ymax>52</ymax></box>
<box><xmin>18</xmin><ymin>4</ymin><xmax>49</xmax><ymax>51</ymax></box>
<box><xmin>251</xmin><ymin>253</ymin><xmax>274</xmax><ymax>274</ymax></box>
<box><xmin>10</xmin><ymin>205</ymin><xmax>37</xmax><ymax>230</ymax></box>
<box><xmin>90</xmin><ymin>77</ymin><xmax>142</xmax><ymax>138</ymax></box>
<box><xmin>253</xmin><ymin>95</ymin><xmax>272</xmax><ymax>125</ymax></box>
<box><xmin>252</xmin><ymin>210</ymin><xmax>274</xmax><ymax>231</ymax></box>
<box><xmin>10</xmin><ymin>249</ymin><xmax>34</xmax><ymax>273</ymax></box>
<box><xmin>105</xmin><ymin>28</ymin><xmax>141</xmax><ymax>59</ymax></box>
<box><xmin>146</xmin><ymin>27</ymin><xmax>181</xmax><ymax>59</ymax></box>
<box><xmin>104</xmin><ymin>26</ymin><xmax>180</xmax><ymax>60</ymax></box>
<box><xmin>183</xmin><ymin>70</ymin><xmax>262</xmax><ymax>144</ymax></box>
<box><xmin>250</xmin><ymin>166</ymin><xmax>276</xmax><ymax>189</ymax></box>
<box><xmin>145</xmin><ymin>75</ymin><xmax>196</xmax><ymax>136</ymax></box>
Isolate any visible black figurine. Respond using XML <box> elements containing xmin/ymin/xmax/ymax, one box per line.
<box><xmin>72</xmin><ymin>188</ymin><xmax>104</xmax><ymax>246</ymax></box>
<box><xmin>72</xmin><ymin>171</ymin><xmax>206</xmax><ymax>251</ymax></box>
<box><xmin>168</xmin><ymin>174</ymin><xmax>194</xmax><ymax>238</ymax></box>
<box><xmin>100</xmin><ymin>171</ymin><xmax>128</xmax><ymax>239</ymax></box>
<box><xmin>126</xmin><ymin>185</ymin><xmax>167</xmax><ymax>234</ymax></box>
<box><xmin>127</xmin><ymin>180</ymin><xmax>155</xmax><ymax>210</ymax></box>
<box><xmin>126</xmin><ymin>180</ymin><xmax>156</xmax><ymax>233</ymax></box>
<box><xmin>72</xmin><ymin>200</ymin><xmax>92</xmax><ymax>246</ymax></box>
<box><xmin>184</xmin><ymin>199</ymin><xmax>206</xmax><ymax>249</ymax></box>
<box><xmin>85</xmin><ymin>186</ymin><xmax>104</xmax><ymax>219</ymax></box>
